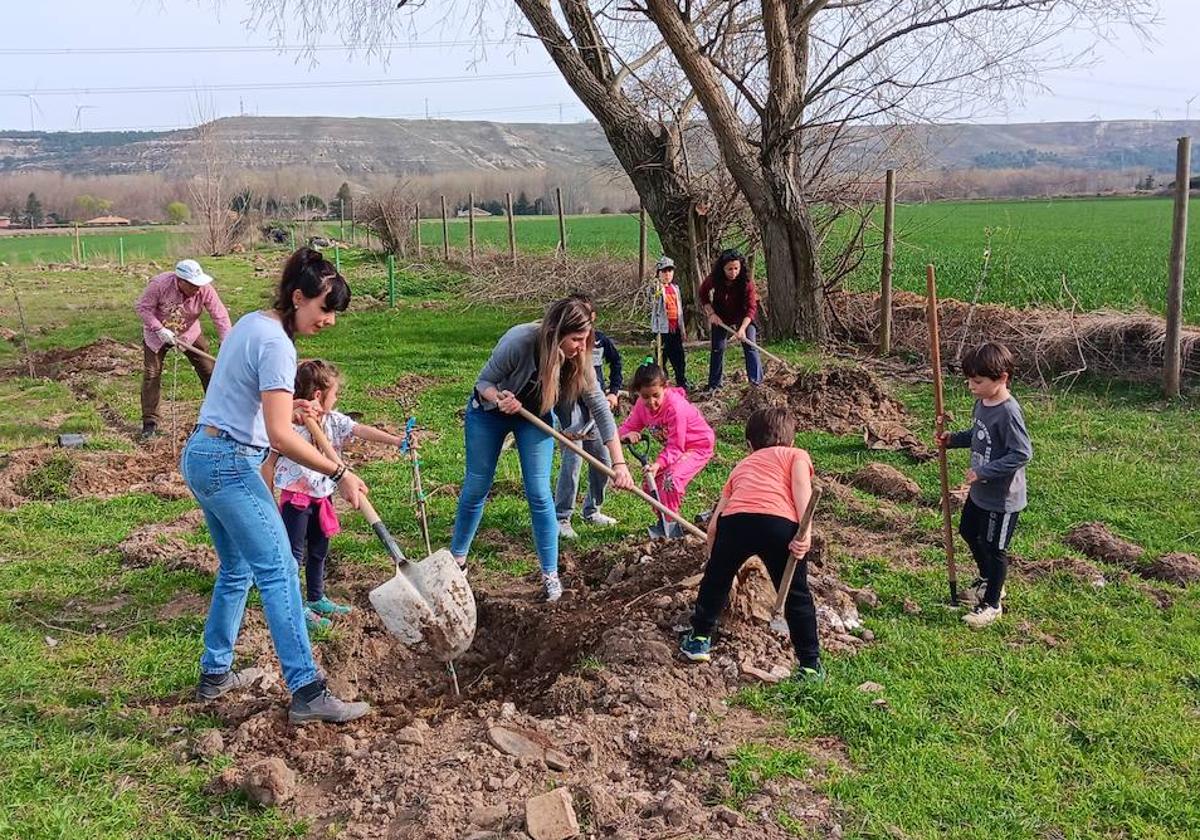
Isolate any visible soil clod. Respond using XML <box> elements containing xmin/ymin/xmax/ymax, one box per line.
<box><xmin>848</xmin><ymin>463</ymin><xmax>923</xmax><ymax>503</ymax></box>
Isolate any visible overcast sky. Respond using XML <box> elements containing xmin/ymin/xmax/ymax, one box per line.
<box><xmin>0</xmin><ymin>0</ymin><xmax>1196</xmax><ymax>133</ymax></box>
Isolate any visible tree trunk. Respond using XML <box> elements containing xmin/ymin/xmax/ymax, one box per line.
<box><xmin>757</xmin><ymin>203</ymin><xmax>825</xmax><ymax>343</ymax></box>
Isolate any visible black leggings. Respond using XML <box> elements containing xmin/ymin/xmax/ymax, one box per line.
<box><xmin>959</xmin><ymin>498</ymin><xmax>1019</xmax><ymax>607</ymax></box>
<box><xmin>280</xmin><ymin>499</ymin><xmax>331</xmax><ymax>603</ymax></box>
<box><xmin>661</xmin><ymin>329</ymin><xmax>687</xmax><ymax>387</ymax></box>
<box><xmin>691</xmin><ymin>512</ymin><xmax>820</xmax><ymax>668</ymax></box>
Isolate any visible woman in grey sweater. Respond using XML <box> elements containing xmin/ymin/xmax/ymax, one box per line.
<box><xmin>450</xmin><ymin>297</ymin><xmax>634</xmax><ymax>601</ymax></box>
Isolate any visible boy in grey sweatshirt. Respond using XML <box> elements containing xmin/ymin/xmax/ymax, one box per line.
<box><xmin>938</xmin><ymin>341</ymin><xmax>1033</xmax><ymax>628</ymax></box>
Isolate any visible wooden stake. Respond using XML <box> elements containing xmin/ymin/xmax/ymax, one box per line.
<box><xmin>879</xmin><ymin>169</ymin><xmax>896</xmax><ymax>355</ymax></box>
<box><xmin>926</xmin><ymin>264</ymin><xmax>958</xmax><ymax>605</ymax></box>
<box><xmin>414</xmin><ymin>202</ymin><xmax>422</xmax><ymax>258</ymax></box>
<box><xmin>505</xmin><ymin>191</ymin><xmax>516</xmax><ymax>266</ymax></box>
<box><xmin>73</xmin><ymin>223</ymin><xmax>81</xmax><ymax>265</ymax></box>
<box><xmin>1165</xmin><ymin>136</ymin><xmax>1191</xmax><ymax>399</ymax></box>
<box><xmin>555</xmin><ymin>186</ymin><xmax>567</xmax><ymax>256</ymax></box>
<box><xmin>467</xmin><ymin>191</ymin><xmax>476</xmax><ymax>262</ymax></box>
<box><xmin>638</xmin><ymin>206</ymin><xmax>647</xmax><ymax>282</ymax></box>
<box><xmin>440</xmin><ymin>195</ymin><xmax>449</xmax><ymax>260</ymax></box>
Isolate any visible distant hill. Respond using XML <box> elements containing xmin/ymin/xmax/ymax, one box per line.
<box><xmin>0</xmin><ymin>116</ymin><xmax>1195</xmax><ymax>177</ymax></box>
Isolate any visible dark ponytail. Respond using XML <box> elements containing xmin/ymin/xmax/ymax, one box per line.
<box><xmin>274</xmin><ymin>247</ymin><xmax>351</xmax><ymax>337</ymax></box>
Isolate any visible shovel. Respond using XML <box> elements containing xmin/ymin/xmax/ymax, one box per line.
<box><xmin>516</xmin><ymin>407</ymin><xmax>706</xmax><ymax>540</ymax></box>
<box><xmin>712</xmin><ymin>318</ymin><xmax>792</xmax><ymax>371</ymax></box>
<box><xmin>769</xmin><ymin>485</ymin><xmax>823</xmax><ymax>636</ymax></box>
<box><xmin>624</xmin><ymin>439</ymin><xmax>683</xmax><ymax>540</ymax></box>
<box><xmin>302</xmin><ymin>416</ymin><xmax>476</xmax><ymax>661</ymax></box>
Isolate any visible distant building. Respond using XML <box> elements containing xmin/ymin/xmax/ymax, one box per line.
<box><xmin>0</xmin><ymin>215</ymin><xmax>10</xmax><ymax>229</ymax></box>
<box><xmin>455</xmin><ymin>207</ymin><xmax>493</xmax><ymax>218</ymax></box>
<box><xmin>84</xmin><ymin>215</ymin><xmax>131</xmax><ymax>226</ymax></box>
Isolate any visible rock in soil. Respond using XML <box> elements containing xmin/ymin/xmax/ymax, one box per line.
<box><xmin>848</xmin><ymin>463</ymin><xmax>922</xmax><ymax>503</ymax></box>
<box><xmin>193</xmin><ymin>729</ymin><xmax>225</xmax><ymax>759</ymax></box>
<box><xmin>525</xmin><ymin>787</ymin><xmax>580</xmax><ymax>840</ymax></box>
<box><xmin>241</xmin><ymin>757</ymin><xmax>296</xmax><ymax>806</ymax></box>
<box><xmin>1064</xmin><ymin>522</ymin><xmax>1145</xmax><ymax>568</ymax></box>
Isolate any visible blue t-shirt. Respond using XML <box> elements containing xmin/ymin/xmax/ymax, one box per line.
<box><xmin>197</xmin><ymin>311</ymin><xmax>296</xmax><ymax>448</ymax></box>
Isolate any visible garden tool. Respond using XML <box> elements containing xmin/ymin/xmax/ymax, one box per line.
<box><xmin>303</xmin><ymin>417</ymin><xmax>476</xmax><ymax>664</ymax></box>
<box><xmin>401</xmin><ymin>417</ymin><xmax>432</xmax><ymax>557</ymax></box>
<box><xmin>712</xmin><ymin>318</ymin><xmax>791</xmax><ymax>371</ymax></box>
<box><xmin>173</xmin><ymin>338</ymin><xmax>216</xmax><ymax>364</ymax></box>
<box><xmin>769</xmin><ymin>485</ymin><xmax>823</xmax><ymax>636</ymax></box>
<box><xmin>926</xmin><ymin>264</ymin><xmax>960</xmax><ymax>606</ymax></box>
<box><xmin>515</xmin><ymin>407</ymin><xmax>706</xmax><ymax>539</ymax></box>
<box><xmin>624</xmin><ymin>437</ymin><xmax>682</xmax><ymax>539</ymax></box>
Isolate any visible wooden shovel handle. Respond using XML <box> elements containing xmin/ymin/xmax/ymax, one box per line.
<box><xmin>516</xmin><ymin>407</ymin><xmax>707</xmax><ymax>540</ymax></box>
<box><xmin>770</xmin><ymin>485</ymin><xmax>823</xmax><ymax>618</ymax></box>
<box><xmin>713</xmin><ymin>318</ymin><xmax>788</xmax><ymax>369</ymax></box>
<box><xmin>174</xmin><ymin>338</ymin><xmax>217</xmax><ymax>364</ymax></box>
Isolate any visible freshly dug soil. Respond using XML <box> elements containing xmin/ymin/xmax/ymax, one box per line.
<box><xmin>848</xmin><ymin>463</ymin><xmax>923</xmax><ymax>503</ymax></box>
<box><xmin>1016</xmin><ymin>556</ymin><xmax>1107</xmax><ymax>589</ymax></box>
<box><xmin>118</xmin><ymin>509</ymin><xmax>217</xmax><ymax>575</ymax></box>
<box><xmin>1142</xmin><ymin>553</ymin><xmax>1200</xmax><ymax>586</ymax></box>
<box><xmin>1064</xmin><ymin>522</ymin><xmax>1145</xmax><ymax>568</ymax></box>
<box><xmin>0</xmin><ymin>443</ymin><xmax>191</xmax><ymax>508</ymax></box>
<box><xmin>367</xmin><ymin>373</ymin><xmax>444</xmax><ymax>413</ymax></box>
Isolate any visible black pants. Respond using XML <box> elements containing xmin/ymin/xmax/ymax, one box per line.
<box><xmin>691</xmin><ymin>512</ymin><xmax>820</xmax><ymax>668</ymax></box>
<box><xmin>959</xmin><ymin>498</ymin><xmax>1019</xmax><ymax>607</ymax></box>
<box><xmin>280</xmin><ymin>499</ymin><xmax>331</xmax><ymax>603</ymax></box>
<box><xmin>660</xmin><ymin>329</ymin><xmax>687</xmax><ymax>387</ymax></box>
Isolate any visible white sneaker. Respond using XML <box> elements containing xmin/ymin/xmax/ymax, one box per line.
<box><xmin>543</xmin><ymin>573</ymin><xmax>563</xmax><ymax>602</ymax></box>
<box><xmin>557</xmin><ymin>520</ymin><xmax>578</xmax><ymax>540</ymax></box>
<box><xmin>583</xmin><ymin>511</ymin><xmax>617</xmax><ymax>527</ymax></box>
<box><xmin>962</xmin><ymin>579</ymin><xmax>1004</xmax><ymax>607</ymax></box>
<box><xmin>963</xmin><ymin>603</ymin><xmax>1002</xmax><ymax>628</ymax></box>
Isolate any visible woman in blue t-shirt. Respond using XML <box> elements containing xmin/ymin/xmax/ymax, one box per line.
<box><xmin>181</xmin><ymin>247</ymin><xmax>370</xmax><ymax>725</ymax></box>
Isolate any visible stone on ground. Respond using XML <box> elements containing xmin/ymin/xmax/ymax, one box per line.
<box><xmin>241</xmin><ymin>757</ymin><xmax>296</xmax><ymax>806</ymax></box>
<box><xmin>525</xmin><ymin>787</ymin><xmax>580</xmax><ymax>840</ymax></box>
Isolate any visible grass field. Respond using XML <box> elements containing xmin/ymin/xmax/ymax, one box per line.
<box><xmin>1</xmin><ymin>251</ymin><xmax>1198</xmax><ymax>838</ymax></box>
<box><xmin>0</xmin><ymin>228</ymin><xmax>184</xmax><ymax>266</ymax></box>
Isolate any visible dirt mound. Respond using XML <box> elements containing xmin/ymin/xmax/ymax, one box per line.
<box><xmin>2</xmin><ymin>337</ymin><xmax>140</xmax><ymax>381</ymax></box>
<box><xmin>848</xmin><ymin>463</ymin><xmax>922</xmax><ymax>503</ymax></box>
<box><xmin>118</xmin><ymin>509</ymin><xmax>217</xmax><ymax>575</ymax></box>
<box><xmin>182</xmin><ymin>532</ymin><xmax>863</xmax><ymax>838</ymax></box>
<box><xmin>367</xmin><ymin>373</ymin><xmax>444</xmax><ymax>413</ymax></box>
<box><xmin>0</xmin><ymin>442</ymin><xmax>190</xmax><ymax>508</ymax></box>
<box><xmin>1017</xmin><ymin>556</ymin><xmax>1107</xmax><ymax>589</ymax></box>
<box><xmin>864</xmin><ymin>419</ymin><xmax>934</xmax><ymax>461</ymax></box>
<box><xmin>1143</xmin><ymin>553</ymin><xmax>1200</xmax><ymax>586</ymax></box>
<box><xmin>1064</xmin><ymin>522</ymin><xmax>1145</xmax><ymax>568</ymax></box>
<box><xmin>720</xmin><ymin>364</ymin><xmax>912</xmax><ymax>437</ymax></box>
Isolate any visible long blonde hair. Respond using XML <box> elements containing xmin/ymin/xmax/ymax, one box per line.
<box><xmin>537</xmin><ymin>297</ymin><xmax>596</xmax><ymax>414</ymax></box>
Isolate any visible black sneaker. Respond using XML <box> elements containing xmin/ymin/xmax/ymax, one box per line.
<box><xmin>195</xmin><ymin>669</ymin><xmax>259</xmax><ymax>701</ymax></box>
<box><xmin>288</xmin><ymin>688</ymin><xmax>371</xmax><ymax>725</ymax></box>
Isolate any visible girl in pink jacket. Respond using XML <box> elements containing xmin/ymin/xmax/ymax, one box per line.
<box><xmin>619</xmin><ymin>363</ymin><xmax>715</xmax><ymax>513</ymax></box>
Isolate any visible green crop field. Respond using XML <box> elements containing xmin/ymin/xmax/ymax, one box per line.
<box><xmin>0</xmin><ymin>228</ymin><xmax>183</xmax><ymax>266</ymax></box>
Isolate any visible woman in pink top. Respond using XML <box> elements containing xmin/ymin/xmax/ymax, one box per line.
<box><xmin>618</xmin><ymin>363</ymin><xmax>715</xmax><ymax>514</ymax></box>
<box><xmin>679</xmin><ymin>407</ymin><xmax>823</xmax><ymax>681</ymax></box>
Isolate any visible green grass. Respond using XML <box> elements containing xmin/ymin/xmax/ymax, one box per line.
<box><xmin>0</xmin><ymin>228</ymin><xmax>184</xmax><ymax>265</ymax></box>
<box><xmin>417</xmin><ymin>211</ymin><xmax>660</xmax><ymax>257</ymax></box>
<box><xmin>1</xmin><ymin>247</ymin><xmax>1199</xmax><ymax>837</ymax></box>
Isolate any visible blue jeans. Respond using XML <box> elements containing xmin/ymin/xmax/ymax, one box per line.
<box><xmin>451</xmin><ymin>398</ymin><xmax>558</xmax><ymax>574</ymax></box>
<box><xmin>708</xmin><ymin>322</ymin><xmax>763</xmax><ymax>388</ymax></box>
<box><xmin>181</xmin><ymin>429</ymin><xmax>320</xmax><ymax>694</ymax></box>
<box><xmin>554</xmin><ymin>405</ymin><xmax>609</xmax><ymax>521</ymax></box>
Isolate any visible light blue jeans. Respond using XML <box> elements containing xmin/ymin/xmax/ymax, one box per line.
<box><xmin>554</xmin><ymin>404</ymin><xmax>609</xmax><ymax>521</ymax></box>
<box><xmin>451</xmin><ymin>398</ymin><xmax>558</xmax><ymax>574</ymax></box>
<box><xmin>181</xmin><ymin>428</ymin><xmax>320</xmax><ymax>694</ymax></box>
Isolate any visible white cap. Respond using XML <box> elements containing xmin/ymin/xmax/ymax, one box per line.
<box><xmin>174</xmin><ymin>259</ymin><xmax>213</xmax><ymax>287</ymax></box>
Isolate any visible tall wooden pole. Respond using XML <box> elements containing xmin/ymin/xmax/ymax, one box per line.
<box><xmin>1165</xmin><ymin>136</ymin><xmax>1191</xmax><ymax>399</ymax></box>
<box><xmin>440</xmin><ymin>195</ymin><xmax>449</xmax><ymax>261</ymax></box>
<box><xmin>467</xmin><ymin>191</ymin><xmax>476</xmax><ymax>262</ymax></box>
<box><xmin>414</xmin><ymin>202</ymin><xmax>422</xmax><ymax>258</ymax></box>
<box><xmin>927</xmin><ymin>264</ymin><xmax>958</xmax><ymax>606</ymax></box>
<box><xmin>505</xmin><ymin>191</ymin><xmax>516</xmax><ymax>266</ymax></box>
<box><xmin>555</xmin><ymin>186</ymin><xmax>567</xmax><ymax>256</ymax></box>
<box><xmin>879</xmin><ymin>169</ymin><xmax>896</xmax><ymax>355</ymax></box>
<box><xmin>638</xmin><ymin>206</ymin><xmax>648</xmax><ymax>281</ymax></box>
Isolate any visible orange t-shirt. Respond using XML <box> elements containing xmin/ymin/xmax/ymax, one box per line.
<box><xmin>720</xmin><ymin>446</ymin><xmax>814</xmax><ymax>522</ymax></box>
<box><xmin>663</xmin><ymin>285</ymin><xmax>679</xmax><ymax>330</ymax></box>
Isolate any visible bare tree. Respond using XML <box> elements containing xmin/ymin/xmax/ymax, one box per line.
<box><xmin>358</xmin><ymin>181</ymin><xmax>417</xmax><ymax>256</ymax></box>
<box><xmin>237</xmin><ymin>0</ymin><xmax>1153</xmax><ymax>341</ymax></box>
<box><xmin>188</xmin><ymin>118</ymin><xmax>252</xmax><ymax>255</ymax></box>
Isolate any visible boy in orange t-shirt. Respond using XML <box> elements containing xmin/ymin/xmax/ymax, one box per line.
<box><xmin>680</xmin><ymin>407</ymin><xmax>822</xmax><ymax>680</ymax></box>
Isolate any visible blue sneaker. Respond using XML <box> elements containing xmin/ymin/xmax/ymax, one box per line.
<box><xmin>680</xmin><ymin>632</ymin><xmax>712</xmax><ymax>662</ymax></box>
<box><xmin>306</xmin><ymin>596</ymin><xmax>352</xmax><ymax>616</ymax></box>
<box><xmin>305</xmin><ymin>609</ymin><xmax>332</xmax><ymax>633</ymax></box>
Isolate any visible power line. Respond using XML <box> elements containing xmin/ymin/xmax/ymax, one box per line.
<box><xmin>0</xmin><ymin>71</ymin><xmax>559</xmax><ymax>98</ymax></box>
<box><xmin>0</xmin><ymin>40</ymin><xmax>516</xmax><ymax>57</ymax></box>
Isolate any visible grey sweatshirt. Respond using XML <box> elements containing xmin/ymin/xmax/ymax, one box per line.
<box><xmin>474</xmin><ymin>323</ymin><xmax>619</xmax><ymax>444</ymax></box>
<box><xmin>948</xmin><ymin>397</ymin><xmax>1033</xmax><ymax>513</ymax></box>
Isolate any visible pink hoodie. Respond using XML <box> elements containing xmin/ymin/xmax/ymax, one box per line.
<box><xmin>619</xmin><ymin>387</ymin><xmax>715</xmax><ymax>470</ymax></box>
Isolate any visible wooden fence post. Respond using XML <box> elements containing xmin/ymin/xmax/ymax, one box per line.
<box><xmin>638</xmin><ymin>206</ymin><xmax>648</xmax><ymax>281</ymax></box>
<box><xmin>1165</xmin><ymin>136</ymin><xmax>1192</xmax><ymax>398</ymax></box>
<box><xmin>414</xmin><ymin>203</ymin><xmax>422</xmax><ymax>258</ymax></box>
<box><xmin>556</xmin><ymin>186</ymin><xmax>567</xmax><ymax>256</ymax></box>
<box><xmin>506</xmin><ymin>191</ymin><xmax>516</xmax><ymax>266</ymax></box>
<box><xmin>441</xmin><ymin>195</ymin><xmax>450</xmax><ymax>261</ymax></box>
<box><xmin>73</xmin><ymin>223</ymin><xmax>81</xmax><ymax>264</ymax></box>
<box><xmin>468</xmin><ymin>191</ymin><xmax>476</xmax><ymax>262</ymax></box>
<box><xmin>387</xmin><ymin>253</ymin><xmax>396</xmax><ymax>308</ymax></box>
<box><xmin>879</xmin><ymin>168</ymin><xmax>896</xmax><ymax>355</ymax></box>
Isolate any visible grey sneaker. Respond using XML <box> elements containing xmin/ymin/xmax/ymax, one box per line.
<box><xmin>557</xmin><ymin>520</ymin><xmax>579</xmax><ymax>540</ymax></box>
<box><xmin>195</xmin><ymin>668</ymin><xmax>260</xmax><ymax>701</ymax></box>
<box><xmin>288</xmin><ymin>689</ymin><xmax>371</xmax><ymax>725</ymax></box>
<box><xmin>583</xmin><ymin>511</ymin><xmax>617</xmax><ymax>527</ymax></box>
<box><xmin>543</xmin><ymin>572</ymin><xmax>563</xmax><ymax>603</ymax></box>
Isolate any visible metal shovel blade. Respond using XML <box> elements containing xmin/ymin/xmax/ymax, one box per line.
<box><xmin>369</xmin><ymin>549</ymin><xmax>476</xmax><ymax>661</ymax></box>
<box><xmin>647</xmin><ymin>521</ymin><xmax>685</xmax><ymax>540</ymax></box>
